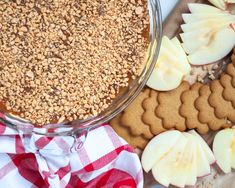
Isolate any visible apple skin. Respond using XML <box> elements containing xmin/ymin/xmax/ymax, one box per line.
<box><xmin>197</xmin><ymin>172</ymin><xmax>211</xmax><ymax>179</ymax></box>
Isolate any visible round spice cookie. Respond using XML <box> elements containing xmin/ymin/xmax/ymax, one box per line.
<box><xmin>220</xmin><ymin>73</ymin><xmax>235</xmax><ymax>108</ymax></box>
<box><xmin>209</xmin><ymin>80</ymin><xmax>235</xmax><ymax>123</ymax></box>
<box><xmin>142</xmin><ymin>89</ymin><xmax>166</xmax><ymax>135</ymax></box>
<box><xmin>110</xmin><ymin>114</ymin><xmax>149</xmax><ymax>150</ymax></box>
<box><xmin>155</xmin><ymin>81</ymin><xmax>190</xmax><ymax>131</ymax></box>
<box><xmin>195</xmin><ymin>85</ymin><xmax>228</xmax><ymax>131</ymax></box>
<box><xmin>179</xmin><ymin>82</ymin><xmax>209</xmax><ymax>134</ymax></box>
<box><xmin>121</xmin><ymin>88</ymin><xmax>154</xmax><ymax>139</ymax></box>
<box><xmin>226</xmin><ymin>63</ymin><xmax>235</xmax><ymax>88</ymax></box>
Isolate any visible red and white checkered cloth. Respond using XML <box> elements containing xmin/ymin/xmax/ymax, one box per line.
<box><xmin>0</xmin><ymin>121</ymin><xmax>143</xmax><ymax>188</ymax></box>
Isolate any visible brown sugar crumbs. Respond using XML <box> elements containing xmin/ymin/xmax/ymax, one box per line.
<box><xmin>0</xmin><ymin>0</ymin><xmax>149</xmax><ymax>124</ymax></box>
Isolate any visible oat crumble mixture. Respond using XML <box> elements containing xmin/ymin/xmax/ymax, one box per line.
<box><xmin>0</xmin><ymin>0</ymin><xmax>149</xmax><ymax>124</ymax></box>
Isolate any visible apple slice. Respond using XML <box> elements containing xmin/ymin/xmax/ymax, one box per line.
<box><xmin>181</xmin><ymin>19</ymin><xmax>232</xmax><ymax>33</ymax></box>
<box><xmin>161</xmin><ymin>45</ymin><xmax>191</xmax><ymax>75</ymax></box>
<box><xmin>161</xmin><ymin>36</ymin><xmax>180</xmax><ymax>58</ymax></box>
<box><xmin>213</xmin><ymin>128</ymin><xmax>235</xmax><ymax>173</ymax></box>
<box><xmin>208</xmin><ymin>0</ymin><xmax>226</xmax><ymax>10</ymax></box>
<box><xmin>161</xmin><ymin>36</ymin><xmax>182</xmax><ymax>58</ymax></box>
<box><xmin>194</xmin><ymin>139</ymin><xmax>211</xmax><ymax>177</ymax></box>
<box><xmin>182</xmin><ymin>13</ymin><xmax>235</xmax><ymax>24</ymax></box>
<box><xmin>152</xmin><ymin>134</ymin><xmax>188</xmax><ymax>188</ymax></box>
<box><xmin>188</xmin><ymin>3</ymin><xmax>224</xmax><ymax>13</ymax></box>
<box><xmin>147</xmin><ymin>36</ymin><xmax>190</xmax><ymax>91</ymax></box>
<box><xmin>182</xmin><ymin>133</ymin><xmax>198</xmax><ymax>186</ymax></box>
<box><xmin>188</xmin><ymin>130</ymin><xmax>215</xmax><ymax>165</ymax></box>
<box><xmin>181</xmin><ymin>28</ymin><xmax>212</xmax><ymax>54</ymax></box>
<box><xmin>170</xmin><ymin>37</ymin><xmax>191</xmax><ymax>66</ymax></box>
<box><xmin>188</xmin><ymin>27</ymin><xmax>235</xmax><ymax>65</ymax></box>
<box><xmin>141</xmin><ymin>130</ymin><xmax>182</xmax><ymax>173</ymax></box>
<box><xmin>146</xmin><ymin>61</ymin><xmax>184</xmax><ymax>91</ymax></box>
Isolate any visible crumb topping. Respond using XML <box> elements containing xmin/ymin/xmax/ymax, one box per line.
<box><xmin>0</xmin><ymin>0</ymin><xmax>149</xmax><ymax>124</ymax></box>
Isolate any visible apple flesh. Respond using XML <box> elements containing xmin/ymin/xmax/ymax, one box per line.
<box><xmin>152</xmin><ymin>135</ymin><xmax>188</xmax><ymax>188</ymax></box>
<box><xmin>208</xmin><ymin>0</ymin><xmax>226</xmax><ymax>10</ymax></box>
<box><xmin>182</xmin><ymin>133</ymin><xmax>198</xmax><ymax>186</ymax></box>
<box><xmin>141</xmin><ymin>130</ymin><xmax>182</xmax><ymax>173</ymax></box>
<box><xmin>142</xmin><ymin>130</ymin><xmax>214</xmax><ymax>187</ymax></box>
<box><xmin>213</xmin><ymin>128</ymin><xmax>235</xmax><ymax>173</ymax></box>
<box><xmin>182</xmin><ymin>13</ymin><xmax>235</xmax><ymax>24</ymax></box>
<box><xmin>188</xmin><ymin>3</ymin><xmax>224</xmax><ymax>13</ymax></box>
<box><xmin>161</xmin><ymin>36</ymin><xmax>191</xmax><ymax>75</ymax></box>
<box><xmin>181</xmin><ymin>3</ymin><xmax>235</xmax><ymax>65</ymax></box>
<box><xmin>208</xmin><ymin>0</ymin><xmax>235</xmax><ymax>10</ymax></box>
<box><xmin>181</xmin><ymin>28</ymin><xmax>212</xmax><ymax>54</ymax></box>
<box><xmin>146</xmin><ymin>36</ymin><xmax>191</xmax><ymax>91</ymax></box>
<box><xmin>181</xmin><ymin>19</ymin><xmax>233</xmax><ymax>33</ymax></box>
<box><xmin>188</xmin><ymin>28</ymin><xmax>235</xmax><ymax>65</ymax></box>
<box><xmin>189</xmin><ymin>130</ymin><xmax>216</xmax><ymax>165</ymax></box>
<box><xmin>146</xmin><ymin>62</ymin><xmax>184</xmax><ymax>91</ymax></box>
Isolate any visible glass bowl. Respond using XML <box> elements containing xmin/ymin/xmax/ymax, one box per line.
<box><xmin>0</xmin><ymin>0</ymin><xmax>162</xmax><ymax>137</ymax></box>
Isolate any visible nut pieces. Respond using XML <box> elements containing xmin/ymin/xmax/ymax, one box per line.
<box><xmin>0</xmin><ymin>0</ymin><xmax>149</xmax><ymax>124</ymax></box>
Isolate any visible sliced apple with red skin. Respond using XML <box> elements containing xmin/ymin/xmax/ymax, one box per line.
<box><xmin>188</xmin><ymin>27</ymin><xmax>235</xmax><ymax>65</ymax></box>
<box><xmin>151</xmin><ymin>132</ymin><xmax>211</xmax><ymax>187</ymax></box>
<box><xmin>213</xmin><ymin>128</ymin><xmax>235</xmax><ymax>173</ymax></box>
<box><xmin>188</xmin><ymin>3</ymin><xmax>225</xmax><ymax>13</ymax></box>
<box><xmin>181</xmin><ymin>2</ymin><xmax>235</xmax><ymax>65</ymax></box>
<box><xmin>141</xmin><ymin>130</ymin><xmax>182</xmax><ymax>173</ymax></box>
<box><xmin>142</xmin><ymin>130</ymin><xmax>214</xmax><ymax>187</ymax></box>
